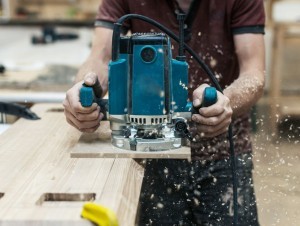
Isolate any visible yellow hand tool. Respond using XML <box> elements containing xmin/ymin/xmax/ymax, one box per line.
<box><xmin>81</xmin><ymin>202</ymin><xmax>119</xmax><ymax>226</ymax></box>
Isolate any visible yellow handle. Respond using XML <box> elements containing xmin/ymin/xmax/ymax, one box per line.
<box><xmin>81</xmin><ymin>202</ymin><xmax>119</xmax><ymax>226</ymax></box>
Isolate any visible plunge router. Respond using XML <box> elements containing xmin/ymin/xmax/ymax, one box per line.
<box><xmin>80</xmin><ymin>14</ymin><xmax>217</xmax><ymax>152</ymax></box>
<box><xmin>80</xmin><ymin>14</ymin><xmax>239</xmax><ymax>226</ymax></box>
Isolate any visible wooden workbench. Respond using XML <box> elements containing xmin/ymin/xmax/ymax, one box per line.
<box><xmin>0</xmin><ymin>104</ymin><xmax>144</xmax><ymax>225</ymax></box>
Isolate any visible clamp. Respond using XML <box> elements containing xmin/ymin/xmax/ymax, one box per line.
<box><xmin>81</xmin><ymin>202</ymin><xmax>119</xmax><ymax>226</ymax></box>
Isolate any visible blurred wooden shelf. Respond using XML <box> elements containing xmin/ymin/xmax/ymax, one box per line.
<box><xmin>0</xmin><ymin>0</ymin><xmax>101</xmax><ymax>26</ymax></box>
<box><xmin>0</xmin><ymin>18</ymin><xmax>94</xmax><ymax>27</ymax></box>
<box><xmin>270</xmin><ymin>22</ymin><xmax>300</xmax><ymax>136</ymax></box>
<box><xmin>276</xmin><ymin>96</ymin><xmax>300</xmax><ymax>117</ymax></box>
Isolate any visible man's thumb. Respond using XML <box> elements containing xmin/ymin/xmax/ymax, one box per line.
<box><xmin>83</xmin><ymin>72</ymin><xmax>103</xmax><ymax>98</ymax></box>
<box><xmin>84</xmin><ymin>72</ymin><xmax>97</xmax><ymax>86</ymax></box>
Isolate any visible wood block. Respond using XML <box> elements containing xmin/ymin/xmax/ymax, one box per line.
<box><xmin>70</xmin><ymin>121</ymin><xmax>191</xmax><ymax>160</ymax></box>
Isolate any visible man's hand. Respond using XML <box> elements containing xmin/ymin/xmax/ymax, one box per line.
<box><xmin>63</xmin><ymin>72</ymin><xmax>104</xmax><ymax>133</ymax></box>
<box><xmin>191</xmin><ymin>84</ymin><xmax>233</xmax><ymax>138</ymax></box>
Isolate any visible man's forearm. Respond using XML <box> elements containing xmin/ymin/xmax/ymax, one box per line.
<box><xmin>74</xmin><ymin>27</ymin><xmax>113</xmax><ymax>95</ymax></box>
<box><xmin>224</xmin><ymin>69</ymin><xmax>265</xmax><ymax>118</ymax></box>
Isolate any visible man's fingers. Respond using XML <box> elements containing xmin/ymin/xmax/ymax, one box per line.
<box><xmin>74</xmin><ymin>102</ymin><xmax>98</xmax><ymax>114</ymax></box>
<box><xmin>64</xmin><ymin>108</ymin><xmax>101</xmax><ymax>130</ymax></box>
<box><xmin>192</xmin><ymin>84</ymin><xmax>210</xmax><ymax>107</ymax></box>
<box><xmin>65</xmin><ymin>109</ymin><xmax>101</xmax><ymax>133</ymax></box>
<box><xmin>197</xmin><ymin>105</ymin><xmax>225</xmax><ymax>118</ymax></box>
<box><xmin>196</xmin><ymin>94</ymin><xmax>232</xmax><ymax>121</ymax></box>
<box><xmin>193</xmin><ymin>105</ymin><xmax>232</xmax><ymax>122</ymax></box>
<box><xmin>75</xmin><ymin>106</ymin><xmax>101</xmax><ymax>121</ymax></box>
<box><xmin>192</xmin><ymin>113</ymin><xmax>225</xmax><ymax>126</ymax></box>
<box><xmin>196</xmin><ymin>116</ymin><xmax>231</xmax><ymax>133</ymax></box>
<box><xmin>191</xmin><ymin>111</ymin><xmax>231</xmax><ymax>138</ymax></box>
<box><xmin>65</xmin><ymin>88</ymin><xmax>98</xmax><ymax>115</ymax></box>
<box><xmin>63</xmin><ymin>77</ymin><xmax>104</xmax><ymax>133</ymax></box>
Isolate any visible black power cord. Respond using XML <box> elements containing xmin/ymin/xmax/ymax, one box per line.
<box><xmin>112</xmin><ymin>14</ymin><xmax>238</xmax><ymax>226</ymax></box>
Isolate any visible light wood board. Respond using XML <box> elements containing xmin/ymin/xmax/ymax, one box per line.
<box><xmin>70</xmin><ymin>121</ymin><xmax>191</xmax><ymax>160</ymax></box>
<box><xmin>0</xmin><ymin>104</ymin><xmax>144</xmax><ymax>225</ymax></box>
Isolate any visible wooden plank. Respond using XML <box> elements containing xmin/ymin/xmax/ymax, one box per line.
<box><xmin>0</xmin><ymin>90</ymin><xmax>65</xmax><ymax>103</ymax></box>
<box><xmin>0</xmin><ymin>104</ymin><xmax>144</xmax><ymax>225</ymax></box>
<box><xmin>70</xmin><ymin>121</ymin><xmax>191</xmax><ymax>160</ymax></box>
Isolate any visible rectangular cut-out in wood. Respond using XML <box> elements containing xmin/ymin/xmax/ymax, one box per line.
<box><xmin>36</xmin><ymin>193</ymin><xmax>96</xmax><ymax>205</ymax></box>
<box><xmin>70</xmin><ymin>121</ymin><xmax>191</xmax><ymax>159</ymax></box>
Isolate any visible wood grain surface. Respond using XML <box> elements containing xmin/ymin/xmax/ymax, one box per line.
<box><xmin>0</xmin><ymin>104</ymin><xmax>144</xmax><ymax>225</ymax></box>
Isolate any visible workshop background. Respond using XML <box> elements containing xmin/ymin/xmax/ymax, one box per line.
<box><xmin>0</xmin><ymin>0</ymin><xmax>299</xmax><ymax>225</ymax></box>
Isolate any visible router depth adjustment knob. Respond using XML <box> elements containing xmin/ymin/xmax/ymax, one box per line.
<box><xmin>174</xmin><ymin>119</ymin><xmax>193</xmax><ymax>141</ymax></box>
<box><xmin>174</xmin><ymin>119</ymin><xmax>187</xmax><ymax>133</ymax></box>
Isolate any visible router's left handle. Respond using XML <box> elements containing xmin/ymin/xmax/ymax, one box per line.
<box><xmin>79</xmin><ymin>83</ymin><xmax>108</xmax><ymax>120</ymax></box>
<box><xmin>80</xmin><ymin>84</ymin><xmax>95</xmax><ymax>107</ymax></box>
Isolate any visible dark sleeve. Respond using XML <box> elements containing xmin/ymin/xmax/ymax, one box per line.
<box><xmin>95</xmin><ymin>0</ymin><xmax>129</xmax><ymax>31</ymax></box>
<box><xmin>231</xmin><ymin>0</ymin><xmax>265</xmax><ymax>35</ymax></box>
